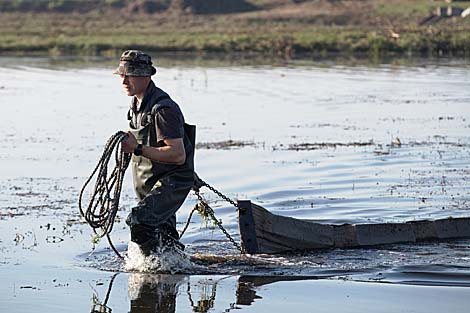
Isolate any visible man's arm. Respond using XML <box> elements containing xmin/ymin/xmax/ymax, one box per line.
<box><xmin>122</xmin><ymin>132</ymin><xmax>186</xmax><ymax>165</ymax></box>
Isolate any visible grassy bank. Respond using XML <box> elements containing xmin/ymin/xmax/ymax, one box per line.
<box><xmin>1</xmin><ymin>0</ymin><xmax>470</xmax><ymax>57</ymax></box>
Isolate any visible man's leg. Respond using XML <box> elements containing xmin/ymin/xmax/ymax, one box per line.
<box><xmin>126</xmin><ymin>176</ymin><xmax>192</xmax><ymax>254</ymax></box>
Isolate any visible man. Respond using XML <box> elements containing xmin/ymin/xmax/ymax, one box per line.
<box><xmin>114</xmin><ymin>50</ymin><xmax>195</xmax><ymax>255</ymax></box>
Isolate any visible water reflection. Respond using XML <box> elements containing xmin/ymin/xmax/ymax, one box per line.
<box><xmin>128</xmin><ymin>274</ymin><xmax>184</xmax><ymax>313</ymax></box>
<box><xmin>185</xmin><ymin>277</ymin><xmax>218</xmax><ymax>313</ymax></box>
<box><xmin>89</xmin><ymin>273</ymin><xmax>316</xmax><ymax>313</ymax></box>
<box><xmin>84</xmin><ymin>258</ymin><xmax>470</xmax><ymax>313</ymax></box>
<box><xmin>1</xmin><ymin>54</ymin><xmax>468</xmax><ymax>72</ymax></box>
<box><xmin>91</xmin><ymin>273</ymin><xmax>118</xmax><ymax>313</ymax></box>
<box><xmin>88</xmin><ymin>266</ymin><xmax>470</xmax><ymax>313</ymax></box>
<box><xmin>237</xmin><ymin>276</ymin><xmax>320</xmax><ymax>305</ymax></box>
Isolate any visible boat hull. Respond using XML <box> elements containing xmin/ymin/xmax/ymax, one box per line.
<box><xmin>237</xmin><ymin>200</ymin><xmax>470</xmax><ymax>254</ymax></box>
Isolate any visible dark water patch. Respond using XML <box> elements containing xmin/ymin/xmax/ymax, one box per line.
<box><xmin>196</xmin><ymin>140</ymin><xmax>257</xmax><ymax>150</ymax></box>
<box><xmin>0</xmin><ymin>212</ymin><xmax>25</xmax><ymax>219</ymax></box>
<box><xmin>287</xmin><ymin>140</ymin><xmax>375</xmax><ymax>151</ymax></box>
<box><xmin>290</xmin><ymin>122</ymin><xmax>371</xmax><ymax>131</ymax></box>
<box><xmin>408</xmin><ymin>141</ymin><xmax>470</xmax><ymax>148</ymax></box>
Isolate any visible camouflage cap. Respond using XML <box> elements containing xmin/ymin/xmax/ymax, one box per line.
<box><xmin>113</xmin><ymin>50</ymin><xmax>157</xmax><ymax>76</ymax></box>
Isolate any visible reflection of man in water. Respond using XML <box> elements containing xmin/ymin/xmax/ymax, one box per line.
<box><xmin>115</xmin><ymin>50</ymin><xmax>195</xmax><ymax>255</ymax></box>
<box><xmin>128</xmin><ymin>274</ymin><xmax>184</xmax><ymax>313</ymax></box>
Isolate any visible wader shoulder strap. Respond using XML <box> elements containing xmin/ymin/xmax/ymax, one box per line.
<box><xmin>126</xmin><ymin>95</ymin><xmax>172</xmax><ymax>123</ymax></box>
<box><xmin>184</xmin><ymin>123</ymin><xmax>196</xmax><ymax>147</ymax></box>
<box><xmin>133</xmin><ymin>95</ymin><xmax>172</xmax><ymax>126</ymax></box>
<box><xmin>149</xmin><ymin>95</ymin><xmax>196</xmax><ymax>147</ymax></box>
<box><xmin>150</xmin><ymin>95</ymin><xmax>172</xmax><ymax>116</ymax></box>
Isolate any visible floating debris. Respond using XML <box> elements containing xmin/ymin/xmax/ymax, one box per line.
<box><xmin>287</xmin><ymin>140</ymin><xmax>374</xmax><ymax>151</ymax></box>
<box><xmin>46</xmin><ymin>236</ymin><xmax>64</xmax><ymax>243</ymax></box>
<box><xmin>196</xmin><ymin>140</ymin><xmax>256</xmax><ymax>150</ymax></box>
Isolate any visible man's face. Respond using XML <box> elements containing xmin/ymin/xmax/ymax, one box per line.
<box><xmin>120</xmin><ymin>75</ymin><xmax>149</xmax><ymax>97</ymax></box>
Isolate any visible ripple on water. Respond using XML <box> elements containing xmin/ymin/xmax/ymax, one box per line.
<box><xmin>77</xmin><ymin>237</ymin><xmax>470</xmax><ymax>288</ymax></box>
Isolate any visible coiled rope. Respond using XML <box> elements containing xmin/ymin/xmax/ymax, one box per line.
<box><xmin>78</xmin><ymin>132</ymin><xmax>244</xmax><ymax>258</ymax></box>
<box><xmin>78</xmin><ymin>131</ymin><xmax>131</xmax><ymax>259</ymax></box>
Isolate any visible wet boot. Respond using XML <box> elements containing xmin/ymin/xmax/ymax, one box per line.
<box><xmin>160</xmin><ymin>224</ymin><xmax>185</xmax><ymax>252</ymax></box>
<box><xmin>129</xmin><ymin>224</ymin><xmax>157</xmax><ymax>256</ymax></box>
<box><xmin>130</xmin><ymin>224</ymin><xmax>184</xmax><ymax>256</ymax></box>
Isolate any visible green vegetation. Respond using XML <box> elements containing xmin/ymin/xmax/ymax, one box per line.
<box><xmin>1</xmin><ymin>0</ymin><xmax>470</xmax><ymax>57</ymax></box>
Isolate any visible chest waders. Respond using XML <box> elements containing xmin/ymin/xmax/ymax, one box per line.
<box><xmin>126</xmin><ymin>94</ymin><xmax>195</xmax><ymax>254</ymax></box>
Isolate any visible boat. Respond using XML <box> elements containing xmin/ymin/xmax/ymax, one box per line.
<box><xmin>237</xmin><ymin>200</ymin><xmax>470</xmax><ymax>254</ymax></box>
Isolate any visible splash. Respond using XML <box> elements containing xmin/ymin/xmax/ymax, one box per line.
<box><xmin>123</xmin><ymin>241</ymin><xmax>199</xmax><ymax>274</ymax></box>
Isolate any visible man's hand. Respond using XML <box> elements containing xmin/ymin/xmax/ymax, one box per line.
<box><xmin>121</xmin><ymin>132</ymin><xmax>185</xmax><ymax>164</ymax></box>
<box><xmin>121</xmin><ymin>132</ymin><xmax>138</xmax><ymax>154</ymax></box>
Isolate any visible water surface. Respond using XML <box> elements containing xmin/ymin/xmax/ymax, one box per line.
<box><xmin>0</xmin><ymin>56</ymin><xmax>469</xmax><ymax>312</ymax></box>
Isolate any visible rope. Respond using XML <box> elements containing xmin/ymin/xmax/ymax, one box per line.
<box><xmin>78</xmin><ymin>131</ymin><xmax>131</xmax><ymax>259</ymax></box>
<box><xmin>179</xmin><ymin>203</ymin><xmax>200</xmax><ymax>239</ymax></box>
<box><xmin>78</xmin><ymin>132</ymin><xmax>244</xmax><ymax>256</ymax></box>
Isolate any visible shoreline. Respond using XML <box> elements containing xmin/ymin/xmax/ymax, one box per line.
<box><xmin>1</xmin><ymin>51</ymin><xmax>469</xmax><ymax>69</ymax></box>
<box><xmin>2</xmin><ymin>31</ymin><xmax>470</xmax><ymax>58</ymax></box>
